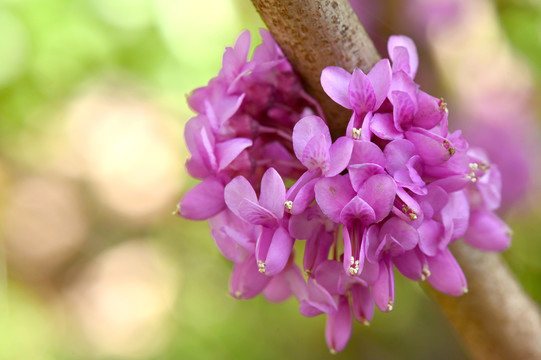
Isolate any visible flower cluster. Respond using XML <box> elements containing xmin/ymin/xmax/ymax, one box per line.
<box><xmin>177</xmin><ymin>31</ymin><xmax>511</xmax><ymax>353</ymax></box>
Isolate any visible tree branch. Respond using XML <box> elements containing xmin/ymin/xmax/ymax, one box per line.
<box><xmin>250</xmin><ymin>0</ymin><xmax>541</xmax><ymax>359</ymax></box>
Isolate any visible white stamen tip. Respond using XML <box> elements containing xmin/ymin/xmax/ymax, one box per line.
<box><xmin>422</xmin><ymin>264</ymin><xmax>431</xmax><ymax>280</ymax></box>
<box><xmin>387</xmin><ymin>301</ymin><xmax>393</xmax><ymax>312</ymax></box>
<box><xmin>257</xmin><ymin>260</ymin><xmax>266</xmax><ymax>274</ymax></box>
<box><xmin>284</xmin><ymin>200</ymin><xmax>293</xmax><ymax>211</ymax></box>
<box><xmin>172</xmin><ymin>204</ymin><xmax>181</xmax><ymax>216</ymax></box>
<box><xmin>462</xmin><ymin>287</ymin><xmax>469</xmax><ymax>294</ymax></box>
<box><xmin>352</xmin><ymin>128</ymin><xmax>362</xmax><ymax>140</ymax></box>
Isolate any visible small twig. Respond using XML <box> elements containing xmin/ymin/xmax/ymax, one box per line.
<box><xmin>250</xmin><ymin>0</ymin><xmax>541</xmax><ymax>359</ymax></box>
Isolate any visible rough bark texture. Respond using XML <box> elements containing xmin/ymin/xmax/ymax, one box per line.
<box><xmin>250</xmin><ymin>0</ymin><xmax>541</xmax><ymax>359</ymax></box>
<box><xmin>251</xmin><ymin>0</ymin><xmax>380</xmax><ymax>139</ymax></box>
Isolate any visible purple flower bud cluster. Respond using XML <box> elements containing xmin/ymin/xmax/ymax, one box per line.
<box><xmin>177</xmin><ymin>31</ymin><xmax>511</xmax><ymax>353</ymax></box>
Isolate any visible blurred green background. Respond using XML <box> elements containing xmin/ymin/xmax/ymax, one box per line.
<box><xmin>0</xmin><ymin>0</ymin><xmax>540</xmax><ymax>359</ymax></box>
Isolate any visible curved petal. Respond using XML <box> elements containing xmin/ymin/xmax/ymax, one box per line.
<box><xmin>302</xmin><ymin>133</ymin><xmax>331</xmax><ymax>172</ymax></box>
<box><xmin>340</xmin><ymin>196</ymin><xmax>376</xmax><ymax>228</ymax></box>
<box><xmin>367</xmin><ymin>59</ymin><xmax>392</xmax><ymax>109</ymax></box>
<box><xmin>224</xmin><ymin>176</ymin><xmax>258</xmax><ymax>218</ymax></box>
<box><xmin>388</xmin><ymin>35</ymin><xmax>418</xmax><ymax>78</ymax></box>
<box><xmin>327</xmin><ymin>137</ymin><xmax>354</xmax><ymax>176</ymax></box>
<box><xmin>426</xmin><ymin>248</ymin><xmax>467</xmax><ymax>296</ymax></box>
<box><xmin>216</xmin><ymin>137</ymin><xmax>252</xmax><ymax>171</ymax></box>
<box><xmin>325</xmin><ymin>296</ymin><xmax>353</xmax><ymax>354</ymax></box>
<box><xmin>315</xmin><ymin>175</ymin><xmax>356</xmax><ymax>222</ymax></box>
<box><xmin>351</xmin><ymin>283</ymin><xmax>374</xmax><ymax>324</ymax></box>
<box><xmin>349</xmin><ymin>140</ymin><xmax>386</xmax><ymax>167</ymax></box>
<box><xmin>230</xmin><ymin>255</ymin><xmax>271</xmax><ymax>300</ymax></box>
<box><xmin>463</xmin><ymin>210</ymin><xmax>511</xmax><ymax>251</ymax></box>
<box><xmin>293</xmin><ymin>115</ymin><xmax>331</xmax><ymax>161</ymax></box>
<box><xmin>370</xmin><ymin>112</ymin><xmax>404</xmax><ymax>140</ymax></box>
<box><xmin>180</xmin><ymin>177</ymin><xmax>225</xmax><ymax>220</ymax></box>
<box><xmin>358</xmin><ymin>174</ymin><xmax>397</xmax><ymax>222</ymax></box>
<box><xmin>321</xmin><ymin>66</ymin><xmax>352</xmax><ymax>109</ymax></box>
<box><xmin>259</xmin><ymin>168</ymin><xmax>286</xmax><ymax>219</ymax></box>
<box><xmin>372</xmin><ymin>257</ymin><xmax>395</xmax><ymax>312</ymax></box>
<box><xmin>256</xmin><ymin>226</ymin><xmax>294</xmax><ymax>276</ymax></box>
<box><xmin>348</xmin><ymin>68</ymin><xmax>376</xmax><ymax>114</ymax></box>
<box><xmin>380</xmin><ymin>217</ymin><xmax>419</xmax><ymax>251</ymax></box>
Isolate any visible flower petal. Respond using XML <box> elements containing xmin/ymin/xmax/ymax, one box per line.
<box><xmin>180</xmin><ymin>177</ymin><xmax>225</xmax><ymax>220</ymax></box>
<box><xmin>216</xmin><ymin>137</ymin><xmax>252</xmax><ymax>171</ymax></box>
<box><xmin>327</xmin><ymin>137</ymin><xmax>354</xmax><ymax>176</ymax></box>
<box><xmin>463</xmin><ymin>209</ymin><xmax>511</xmax><ymax>251</ymax></box>
<box><xmin>388</xmin><ymin>35</ymin><xmax>418</xmax><ymax>78</ymax></box>
<box><xmin>325</xmin><ymin>296</ymin><xmax>353</xmax><ymax>354</ymax></box>
<box><xmin>372</xmin><ymin>257</ymin><xmax>395</xmax><ymax>312</ymax></box>
<box><xmin>358</xmin><ymin>174</ymin><xmax>397</xmax><ymax>222</ymax></box>
<box><xmin>259</xmin><ymin>168</ymin><xmax>286</xmax><ymax>219</ymax></box>
<box><xmin>256</xmin><ymin>226</ymin><xmax>294</xmax><ymax>276</ymax></box>
<box><xmin>230</xmin><ymin>255</ymin><xmax>271</xmax><ymax>300</ymax></box>
<box><xmin>367</xmin><ymin>58</ymin><xmax>392</xmax><ymax>109</ymax></box>
<box><xmin>315</xmin><ymin>175</ymin><xmax>356</xmax><ymax>222</ymax></box>
<box><xmin>426</xmin><ymin>248</ymin><xmax>467</xmax><ymax>296</ymax></box>
<box><xmin>321</xmin><ymin>66</ymin><xmax>352</xmax><ymax>109</ymax></box>
<box><xmin>348</xmin><ymin>68</ymin><xmax>376</xmax><ymax>114</ymax></box>
<box><xmin>293</xmin><ymin>115</ymin><xmax>332</xmax><ymax>161</ymax></box>
<box><xmin>224</xmin><ymin>176</ymin><xmax>258</xmax><ymax>218</ymax></box>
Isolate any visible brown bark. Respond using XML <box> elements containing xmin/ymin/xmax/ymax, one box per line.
<box><xmin>250</xmin><ymin>0</ymin><xmax>541</xmax><ymax>359</ymax></box>
<box><xmin>250</xmin><ymin>0</ymin><xmax>379</xmax><ymax>139</ymax></box>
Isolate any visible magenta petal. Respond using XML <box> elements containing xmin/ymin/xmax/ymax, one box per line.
<box><xmin>238</xmin><ymin>199</ymin><xmax>278</xmax><ymax>226</ymax></box>
<box><xmin>224</xmin><ymin>176</ymin><xmax>258</xmax><ymax>217</ymax></box>
<box><xmin>307</xmin><ymin>277</ymin><xmax>339</xmax><ymax>314</ymax></box>
<box><xmin>327</xmin><ymin>137</ymin><xmax>354</xmax><ymax>176</ymax></box>
<box><xmin>358</xmin><ymin>174</ymin><xmax>397</xmax><ymax>222</ymax></box>
<box><xmin>384</xmin><ymin>139</ymin><xmax>416</xmax><ymax>175</ymax></box>
<box><xmin>392</xmin><ymin>91</ymin><xmax>416</xmax><ymax>131</ymax></box>
<box><xmin>293</xmin><ymin>115</ymin><xmax>332</xmax><ymax>161</ymax></box>
<box><xmin>340</xmin><ymin>196</ymin><xmax>376</xmax><ymax>228</ymax></box>
<box><xmin>463</xmin><ymin>210</ymin><xmax>511</xmax><ymax>251</ymax></box>
<box><xmin>325</xmin><ymin>296</ymin><xmax>353</xmax><ymax>354</ymax></box>
<box><xmin>380</xmin><ymin>217</ymin><xmax>419</xmax><ymax>251</ymax></box>
<box><xmin>393</xmin><ymin>248</ymin><xmax>425</xmax><ymax>281</ymax></box>
<box><xmin>364</xmin><ymin>224</ymin><xmax>380</xmax><ymax>264</ymax></box>
<box><xmin>349</xmin><ymin>163</ymin><xmax>386</xmax><ymax>191</ymax></box>
<box><xmin>405</xmin><ymin>130</ymin><xmax>452</xmax><ymax>166</ymax></box>
<box><xmin>388</xmin><ymin>35</ymin><xmax>419</xmax><ymax>78</ymax></box>
<box><xmin>230</xmin><ymin>255</ymin><xmax>271</xmax><ymax>300</ymax></box>
<box><xmin>302</xmin><ymin>133</ymin><xmax>331</xmax><ymax>172</ymax></box>
<box><xmin>370</xmin><ymin>112</ymin><xmax>404</xmax><ymax>140</ymax></box>
<box><xmin>256</xmin><ymin>226</ymin><xmax>294</xmax><ymax>276</ymax></box>
<box><xmin>180</xmin><ymin>177</ymin><xmax>225</xmax><ymax>220</ymax></box>
<box><xmin>417</xmin><ymin>220</ymin><xmax>442</xmax><ymax>256</ymax></box>
<box><xmin>348</xmin><ymin>68</ymin><xmax>376</xmax><ymax>114</ymax></box>
<box><xmin>342</xmin><ymin>227</ymin><xmax>353</xmax><ymax>275</ymax></box>
<box><xmin>426</xmin><ymin>248</ymin><xmax>467</xmax><ymax>296</ymax></box>
<box><xmin>351</xmin><ymin>283</ymin><xmax>374</xmax><ymax>324</ymax></box>
<box><xmin>414</xmin><ymin>91</ymin><xmax>445</xmax><ymax>129</ymax></box>
<box><xmin>211</xmin><ymin>226</ymin><xmax>249</xmax><ymax>263</ymax></box>
<box><xmin>367</xmin><ymin>59</ymin><xmax>392</xmax><ymax>109</ymax></box>
<box><xmin>349</xmin><ymin>140</ymin><xmax>386</xmax><ymax>166</ymax></box>
<box><xmin>289</xmin><ymin>178</ymin><xmax>317</xmax><ymax>215</ymax></box>
<box><xmin>304</xmin><ymin>231</ymin><xmax>334</xmax><ymax>274</ymax></box>
<box><xmin>372</xmin><ymin>258</ymin><xmax>395</xmax><ymax>312</ymax></box>
<box><xmin>321</xmin><ymin>66</ymin><xmax>353</xmax><ymax>109</ymax></box>
<box><xmin>259</xmin><ymin>168</ymin><xmax>286</xmax><ymax>219</ymax></box>
<box><xmin>216</xmin><ymin>138</ymin><xmax>252</xmax><ymax>171</ymax></box>
<box><xmin>314</xmin><ymin>260</ymin><xmax>343</xmax><ymax>295</ymax></box>
<box><xmin>263</xmin><ymin>271</ymin><xmax>292</xmax><ymax>303</ymax></box>
<box><xmin>315</xmin><ymin>175</ymin><xmax>356</xmax><ymax>222</ymax></box>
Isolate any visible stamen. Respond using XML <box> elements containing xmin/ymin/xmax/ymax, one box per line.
<box><xmin>402</xmin><ymin>204</ymin><xmax>418</xmax><ymax>220</ymax></box>
<box><xmin>387</xmin><ymin>301</ymin><xmax>393</xmax><ymax>312</ymax></box>
<box><xmin>171</xmin><ymin>203</ymin><xmax>180</xmax><ymax>216</ymax></box>
<box><xmin>442</xmin><ymin>140</ymin><xmax>456</xmax><ymax>156</ymax></box>
<box><xmin>361</xmin><ymin>318</ymin><xmax>370</xmax><ymax>326</ymax></box>
<box><xmin>349</xmin><ymin>256</ymin><xmax>360</xmax><ymax>275</ymax></box>
<box><xmin>469</xmin><ymin>163</ymin><xmax>479</xmax><ymax>171</ymax></box>
<box><xmin>462</xmin><ymin>286</ymin><xmax>469</xmax><ymax>294</ymax></box>
<box><xmin>234</xmin><ymin>290</ymin><xmax>242</xmax><ymax>299</ymax></box>
<box><xmin>352</xmin><ymin>127</ymin><xmax>362</xmax><ymax>140</ymax></box>
<box><xmin>421</xmin><ymin>264</ymin><xmax>431</xmax><ymax>281</ymax></box>
<box><xmin>439</xmin><ymin>97</ymin><xmax>448</xmax><ymax>114</ymax></box>
<box><xmin>257</xmin><ymin>260</ymin><xmax>266</xmax><ymax>274</ymax></box>
<box><xmin>284</xmin><ymin>200</ymin><xmax>293</xmax><ymax>211</ymax></box>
